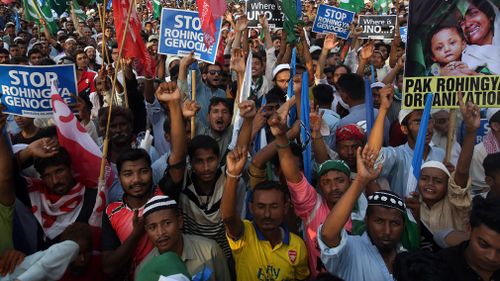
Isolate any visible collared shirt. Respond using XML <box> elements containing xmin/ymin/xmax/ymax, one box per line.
<box><xmin>438</xmin><ymin>241</ymin><xmax>500</xmax><ymax>281</ymax></box>
<box><xmin>339</xmin><ymin>104</ymin><xmax>390</xmax><ymax>143</ymax></box>
<box><xmin>135</xmin><ymin>234</ymin><xmax>231</xmax><ymax>281</ymax></box>
<box><xmin>318</xmin><ymin>228</ymin><xmax>401</xmax><ymax>281</ymax></box>
<box><xmin>380</xmin><ymin>143</ymin><xmax>445</xmax><ymax>197</ymax></box>
<box><xmin>102</xmin><ymin>199</ymin><xmax>153</xmax><ymax>273</ymax></box>
<box><xmin>470</xmin><ymin>142</ymin><xmax>491</xmax><ymax>194</ymax></box>
<box><xmin>178</xmin><ymin>67</ymin><xmax>227</xmax><ymax>127</ymax></box>
<box><xmin>227</xmin><ymin>220</ymin><xmax>310</xmax><ymax>281</ymax></box>
<box><xmin>420</xmin><ymin>171</ymin><xmax>472</xmax><ymax>234</ymax></box>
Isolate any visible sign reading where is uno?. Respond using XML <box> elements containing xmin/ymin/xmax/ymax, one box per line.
<box><xmin>358</xmin><ymin>15</ymin><xmax>397</xmax><ymax>40</ymax></box>
<box><xmin>0</xmin><ymin>64</ymin><xmax>77</xmax><ymax>118</ymax></box>
<box><xmin>246</xmin><ymin>0</ymin><xmax>283</xmax><ymax>28</ymax></box>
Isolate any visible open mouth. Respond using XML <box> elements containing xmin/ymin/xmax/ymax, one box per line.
<box><xmin>467</xmin><ymin>25</ymin><xmax>480</xmax><ymax>37</ymax></box>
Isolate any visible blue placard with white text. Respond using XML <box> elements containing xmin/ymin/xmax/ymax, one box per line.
<box><xmin>0</xmin><ymin>64</ymin><xmax>77</xmax><ymax>118</ymax></box>
<box><xmin>158</xmin><ymin>8</ymin><xmax>222</xmax><ymax>64</ymax></box>
<box><xmin>312</xmin><ymin>4</ymin><xmax>355</xmax><ymax>39</ymax></box>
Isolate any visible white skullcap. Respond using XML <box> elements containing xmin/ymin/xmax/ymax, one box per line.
<box><xmin>398</xmin><ymin>109</ymin><xmax>415</xmax><ymax>124</ymax></box>
<box><xmin>421</xmin><ymin>160</ymin><xmax>451</xmax><ymax>178</ymax></box>
<box><xmin>272</xmin><ymin>64</ymin><xmax>291</xmax><ymax>79</ymax></box>
<box><xmin>83</xmin><ymin>45</ymin><xmax>95</xmax><ymax>52</ymax></box>
<box><xmin>487</xmin><ymin>108</ymin><xmax>500</xmax><ymax>122</ymax></box>
<box><xmin>371</xmin><ymin>82</ymin><xmax>385</xmax><ymax>89</ymax></box>
<box><xmin>309</xmin><ymin>45</ymin><xmax>321</xmax><ymax>54</ymax></box>
<box><xmin>65</xmin><ymin>37</ymin><xmax>77</xmax><ymax>44</ymax></box>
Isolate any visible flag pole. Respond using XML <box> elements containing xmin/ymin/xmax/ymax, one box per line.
<box><xmin>99</xmin><ymin>0</ymin><xmax>135</xmax><ymax>182</ymax></box>
<box><xmin>121</xmin><ymin>63</ymin><xmax>129</xmax><ymax>108</ymax></box>
<box><xmin>190</xmin><ymin>69</ymin><xmax>196</xmax><ymax>139</ymax></box>
<box><xmin>445</xmin><ymin>109</ymin><xmax>457</xmax><ymax>163</ymax></box>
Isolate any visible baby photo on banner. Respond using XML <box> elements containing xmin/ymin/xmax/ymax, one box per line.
<box><xmin>403</xmin><ymin>0</ymin><xmax>500</xmax><ymax>109</ymax></box>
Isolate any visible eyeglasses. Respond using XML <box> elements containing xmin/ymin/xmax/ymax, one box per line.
<box><xmin>208</xmin><ymin>70</ymin><xmax>222</xmax><ymax>75</ymax></box>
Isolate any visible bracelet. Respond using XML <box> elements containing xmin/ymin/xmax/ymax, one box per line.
<box><xmin>226</xmin><ymin>169</ymin><xmax>242</xmax><ymax>179</ymax></box>
<box><xmin>276</xmin><ymin>141</ymin><xmax>291</xmax><ymax>149</ymax></box>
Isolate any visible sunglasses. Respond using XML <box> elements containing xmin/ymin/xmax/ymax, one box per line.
<box><xmin>208</xmin><ymin>70</ymin><xmax>222</xmax><ymax>75</ymax></box>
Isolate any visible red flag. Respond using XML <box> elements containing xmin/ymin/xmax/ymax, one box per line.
<box><xmin>196</xmin><ymin>0</ymin><xmax>217</xmax><ymax>48</ymax></box>
<box><xmin>112</xmin><ymin>0</ymin><xmax>155</xmax><ymax>77</ymax></box>
<box><xmin>50</xmin><ymin>80</ymin><xmax>114</xmax><ymax>227</ymax></box>
<box><xmin>209</xmin><ymin>0</ymin><xmax>227</xmax><ymax>18</ymax></box>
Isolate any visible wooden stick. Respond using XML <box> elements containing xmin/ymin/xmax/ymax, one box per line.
<box><xmin>100</xmin><ymin>0</ymin><xmax>108</xmax><ymax>70</ymax></box>
<box><xmin>122</xmin><ymin>63</ymin><xmax>129</xmax><ymax>108</ymax></box>
<box><xmin>99</xmin><ymin>0</ymin><xmax>135</xmax><ymax>181</ymax></box>
<box><xmin>445</xmin><ymin>109</ymin><xmax>457</xmax><ymax>163</ymax></box>
<box><xmin>190</xmin><ymin>69</ymin><xmax>196</xmax><ymax>139</ymax></box>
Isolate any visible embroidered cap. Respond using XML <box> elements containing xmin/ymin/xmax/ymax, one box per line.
<box><xmin>367</xmin><ymin>190</ymin><xmax>406</xmax><ymax>214</ymax></box>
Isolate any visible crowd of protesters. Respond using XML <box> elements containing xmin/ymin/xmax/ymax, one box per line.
<box><xmin>0</xmin><ymin>0</ymin><xmax>499</xmax><ymax>280</ymax></box>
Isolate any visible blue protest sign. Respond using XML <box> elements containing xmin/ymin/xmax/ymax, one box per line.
<box><xmin>400</xmin><ymin>26</ymin><xmax>407</xmax><ymax>43</ymax></box>
<box><xmin>158</xmin><ymin>8</ymin><xmax>222</xmax><ymax>64</ymax></box>
<box><xmin>0</xmin><ymin>64</ymin><xmax>77</xmax><ymax>118</ymax></box>
<box><xmin>312</xmin><ymin>4</ymin><xmax>355</xmax><ymax>39</ymax></box>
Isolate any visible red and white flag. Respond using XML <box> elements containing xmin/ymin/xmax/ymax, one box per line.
<box><xmin>50</xmin><ymin>80</ymin><xmax>114</xmax><ymax>227</ymax></box>
<box><xmin>112</xmin><ymin>0</ymin><xmax>155</xmax><ymax>77</ymax></box>
<box><xmin>196</xmin><ymin>0</ymin><xmax>217</xmax><ymax>48</ymax></box>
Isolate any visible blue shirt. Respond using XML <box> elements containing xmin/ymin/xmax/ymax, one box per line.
<box><xmin>318</xmin><ymin>108</ymin><xmax>340</xmax><ymax>148</ymax></box>
<box><xmin>178</xmin><ymin>66</ymin><xmax>227</xmax><ymax>127</ymax></box>
<box><xmin>145</xmin><ymin>98</ymin><xmax>171</xmax><ymax>156</ymax></box>
<box><xmin>318</xmin><ymin>227</ymin><xmax>401</xmax><ymax>281</ymax></box>
<box><xmin>339</xmin><ymin>104</ymin><xmax>390</xmax><ymax>144</ymax></box>
<box><xmin>380</xmin><ymin>143</ymin><xmax>445</xmax><ymax>197</ymax></box>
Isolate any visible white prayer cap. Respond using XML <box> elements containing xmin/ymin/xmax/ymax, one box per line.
<box><xmin>398</xmin><ymin>109</ymin><xmax>415</xmax><ymax>124</ymax></box>
<box><xmin>487</xmin><ymin>108</ymin><xmax>500</xmax><ymax>122</ymax></box>
<box><xmin>309</xmin><ymin>45</ymin><xmax>321</xmax><ymax>54</ymax></box>
<box><xmin>421</xmin><ymin>160</ymin><xmax>451</xmax><ymax>178</ymax></box>
<box><xmin>371</xmin><ymin>82</ymin><xmax>385</xmax><ymax>89</ymax></box>
<box><xmin>83</xmin><ymin>45</ymin><xmax>95</xmax><ymax>52</ymax></box>
<box><xmin>272</xmin><ymin>64</ymin><xmax>291</xmax><ymax>79</ymax></box>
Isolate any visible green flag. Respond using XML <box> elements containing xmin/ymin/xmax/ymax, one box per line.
<box><xmin>152</xmin><ymin>0</ymin><xmax>161</xmax><ymax>19</ymax></box>
<box><xmin>373</xmin><ymin>0</ymin><xmax>391</xmax><ymax>14</ymax></box>
<box><xmin>46</xmin><ymin>0</ymin><xmax>68</xmax><ymax>15</ymax></box>
<box><xmin>23</xmin><ymin>0</ymin><xmax>58</xmax><ymax>35</ymax></box>
<box><xmin>72</xmin><ymin>0</ymin><xmax>86</xmax><ymax>21</ymax></box>
<box><xmin>339</xmin><ymin>0</ymin><xmax>365</xmax><ymax>13</ymax></box>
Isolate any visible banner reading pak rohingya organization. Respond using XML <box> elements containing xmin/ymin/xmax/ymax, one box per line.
<box><xmin>158</xmin><ymin>8</ymin><xmax>222</xmax><ymax>64</ymax></box>
<box><xmin>0</xmin><ymin>64</ymin><xmax>77</xmax><ymax>117</ymax></box>
<box><xmin>403</xmin><ymin>0</ymin><xmax>500</xmax><ymax>109</ymax></box>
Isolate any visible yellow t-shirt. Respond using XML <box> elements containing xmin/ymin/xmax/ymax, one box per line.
<box><xmin>227</xmin><ymin>220</ymin><xmax>310</xmax><ymax>281</ymax></box>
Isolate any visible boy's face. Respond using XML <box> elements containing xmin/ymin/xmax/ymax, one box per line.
<box><xmin>431</xmin><ymin>28</ymin><xmax>466</xmax><ymax>65</ymax></box>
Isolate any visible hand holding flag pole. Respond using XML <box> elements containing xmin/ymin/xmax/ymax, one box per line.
<box><xmin>191</xmin><ymin>69</ymin><xmax>196</xmax><ymax>139</ymax></box>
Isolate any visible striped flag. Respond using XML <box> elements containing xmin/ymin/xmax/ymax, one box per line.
<box><xmin>401</xmin><ymin>93</ymin><xmax>434</xmax><ymax>250</ymax></box>
<box><xmin>50</xmin><ymin>80</ymin><xmax>114</xmax><ymax>227</ymax></box>
<box><xmin>152</xmin><ymin>0</ymin><xmax>161</xmax><ymax>19</ymax></box>
<box><xmin>72</xmin><ymin>0</ymin><xmax>86</xmax><ymax>21</ymax></box>
<box><xmin>374</xmin><ymin>0</ymin><xmax>391</xmax><ymax>14</ymax></box>
<box><xmin>23</xmin><ymin>0</ymin><xmax>58</xmax><ymax>35</ymax></box>
<box><xmin>300</xmin><ymin>71</ymin><xmax>312</xmax><ymax>182</ymax></box>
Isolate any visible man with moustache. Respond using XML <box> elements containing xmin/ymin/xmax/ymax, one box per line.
<box><xmin>136</xmin><ymin>195</ymin><xmax>230</xmax><ymax>280</ymax></box>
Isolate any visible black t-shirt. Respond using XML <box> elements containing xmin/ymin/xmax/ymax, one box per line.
<box><xmin>437</xmin><ymin>241</ymin><xmax>500</xmax><ymax>281</ymax></box>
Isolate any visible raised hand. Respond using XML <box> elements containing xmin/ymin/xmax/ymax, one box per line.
<box><xmin>155</xmin><ymin>81</ymin><xmax>182</xmax><ymax>104</ymax></box>
<box><xmin>180</xmin><ymin>51</ymin><xmax>197</xmax><ymax>67</ymax></box>
<box><xmin>27</xmin><ymin>137</ymin><xmax>60</xmax><ymax>158</ymax></box>
<box><xmin>258</xmin><ymin>14</ymin><xmax>269</xmax><ymax>29</ymax></box>
<box><xmin>230</xmin><ymin>48</ymin><xmax>246</xmax><ymax>75</ymax></box>
<box><xmin>235</xmin><ymin>15</ymin><xmax>249</xmax><ymax>32</ymax></box>
<box><xmin>405</xmin><ymin>191</ymin><xmax>420</xmax><ymax>221</ymax></box>
<box><xmin>356</xmin><ymin>145</ymin><xmax>382</xmax><ymax>184</ymax></box>
<box><xmin>267</xmin><ymin>96</ymin><xmax>296</xmax><ymax>137</ymax></box>
<box><xmin>378</xmin><ymin>84</ymin><xmax>394</xmax><ymax>111</ymax></box>
<box><xmin>132</xmin><ymin>209</ymin><xmax>145</xmax><ymax>236</ymax></box>
<box><xmin>323</xmin><ymin>34</ymin><xmax>339</xmax><ymax>51</ymax></box>
<box><xmin>239</xmin><ymin>100</ymin><xmax>256</xmax><ymax>119</ymax></box>
<box><xmin>360</xmin><ymin>41</ymin><xmax>375</xmax><ymax>61</ymax></box>
<box><xmin>458</xmin><ymin>91</ymin><xmax>480</xmax><ymax>133</ymax></box>
<box><xmin>226</xmin><ymin>146</ymin><xmax>248</xmax><ymax>176</ymax></box>
<box><xmin>310</xmin><ymin>106</ymin><xmax>324</xmax><ymax>132</ymax></box>
<box><xmin>182</xmin><ymin>100</ymin><xmax>201</xmax><ymax>118</ymax></box>
<box><xmin>396</xmin><ymin>54</ymin><xmax>405</xmax><ymax>69</ymax></box>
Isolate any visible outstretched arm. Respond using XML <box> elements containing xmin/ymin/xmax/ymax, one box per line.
<box><xmin>0</xmin><ymin>109</ymin><xmax>14</xmax><ymax>207</ymax></box>
<box><xmin>320</xmin><ymin>146</ymin><xmax>381</xmax><ymax>248</ymax></box>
